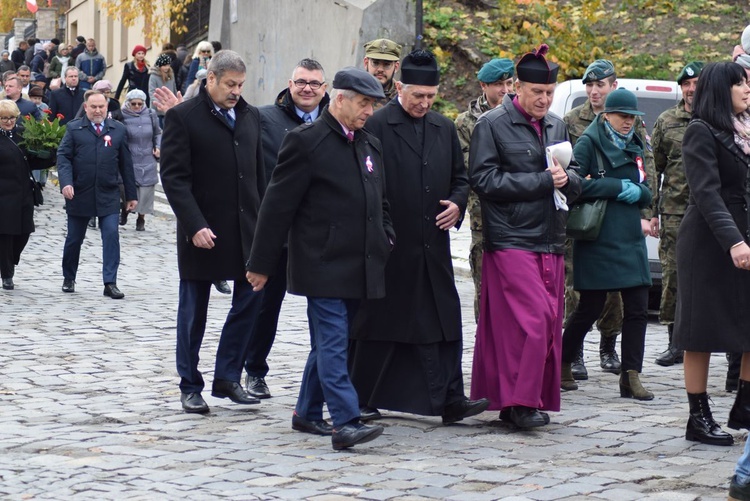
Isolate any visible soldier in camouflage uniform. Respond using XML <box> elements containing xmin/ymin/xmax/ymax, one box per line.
<box><xmin>563</xmin><ymin>59</ymin><xmax>658</xmax><ymax>381</ymax></box>
<box><xmin>454</xmin><ymin>58</ymin><xmax>515</xmax><ymax>321</ymax></box>
<box><xmin>650</xmin><ymin>62</ymin><xmax>702</xmax><ymax>367</ymax></box>
<box><xmin>363</xmin><ymin>39</ymin><xmax>402</xmax><ymax>110</ymax></box>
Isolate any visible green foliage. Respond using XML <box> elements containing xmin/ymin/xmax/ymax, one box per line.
<box><xmin>19</xmin><ymin>112</ymin><xmax>67</xmax><ymax>152</ymax></box>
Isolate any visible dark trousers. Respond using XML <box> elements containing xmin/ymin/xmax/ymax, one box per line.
<box><xmin>0</xmin><ymin>233</ymin><xmax>30</xmax><ymax>278</ymax></box>
<box><xmin>62</xmin><ymin>213</ymin><xmax>119</xmax><ymax>283</ymax></box>
<box><xmin>244</xmin><ymin>247</ymin><xmax>287</xmax><ymax>378</ymax></box>
<box><xmin>176</xmin><ymin>278</ymin><xmax>263</xmax><ymax>393</ymax></box>
<box><xmin>562</xmin><ymin>286</ymin><xmax>649</xmax><ymax>373</ymax></box>
<box><xmin>296</xmin><ymin>297</ymin><xmax>360</xmax><ymax>428</ymax></box>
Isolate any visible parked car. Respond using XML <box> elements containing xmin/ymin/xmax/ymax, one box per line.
<box><xmin>550</xmin><ymin>78</ymin><xmax>683</xmax><ymax>310</ymax></box>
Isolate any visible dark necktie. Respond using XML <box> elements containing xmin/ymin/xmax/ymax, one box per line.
<box><xmin>95</xmin><ymin>123</ymin><xmax>102</xmax><ymax>135</ymax></box>
<box><xmin>302</xmin><ymin>112</ymin><xmax>312</xmax><ymax>123</ymax></box>
<box><xmin>220</xmin><ymin>109</ymin><xmax>235</xmax><ymax>129</ymax></box>
<box><xmin>346</xmin><ymin>131</ymin><xmax>354</xmax><ymax>142</ymax></box>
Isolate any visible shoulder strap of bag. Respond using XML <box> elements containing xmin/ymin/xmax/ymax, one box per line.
<box><xmin>593</xmin><ymin>147</ymin><xmax>606</xmax><ymax>178</ymax></box>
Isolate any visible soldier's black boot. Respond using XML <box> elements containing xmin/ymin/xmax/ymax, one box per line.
<box><xmin>727</xmin><ymin>352</ymin><xmax>742</xmax><ymax>392</ymax></box>
<box><xmin>571</xmin><ymin>346</ymin><xmax>588</xmax><ymax>381</ymax></box>
<box><xmin>599</xmin><ymin>333</ymin><xmax>621</xmax><ymax>374</ymax></box>
<box><xmin>685</xmin><ymin>392</ymin><xmax>733</xmax><ymax>446</ymax></box>
<box><xmin>728</xmin><ymin>379</ymin><xmax>750</xmax><ymax>430</ymax></box>
<box><xmin>655</xmin><ymin>324</ymin><xmax>683</xmax><ymax>367</ymax></box>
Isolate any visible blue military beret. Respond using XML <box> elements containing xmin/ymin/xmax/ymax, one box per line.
<box><xmin>477</xmin><ymin>58</ymin><xmax>515</xmax><ymax>83</ymax></box>
<box><xmin>332</xmin><ymin>67</ymin><xmax>385</xmax><ymax>99</ymax></box>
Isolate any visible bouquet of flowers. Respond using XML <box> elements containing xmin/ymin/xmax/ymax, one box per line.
<box><xmin>19</xmin><ymin>110</ymin><xmax>67</xmax><ymax>160</ymax></box>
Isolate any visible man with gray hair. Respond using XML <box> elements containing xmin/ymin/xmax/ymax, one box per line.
<box><xmin>160</xmin><ymin>50</ymin><xmax>266</xmax><ymax>415</ymax></box>
<box><xmin>242</xmin><ymin>58</ymin><xmax>330</xmax><ymax>400</ymax></box>
<box><xmin>0</xmin><ymin>50</ymin><xmax>15</xmax><ymax>73</ymax></box>
<box><xmin>246</xmin><ymin>67</ymin><xmax>391</xmax><ymax>450</ymax></box>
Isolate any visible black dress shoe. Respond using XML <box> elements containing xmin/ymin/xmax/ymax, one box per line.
<box><xmin>103</xmin><ymin>283</ymin><xmax>125</xmax><ymax>299</ymax></box>
<box><xmin>245</xmin><ymin>375</ymin><xmax>271</xmax><ymax>399</ymax></box>
<box><xmin>332</xmin><ymin>421</ymin><xmax>384</xmax><ymax>450</ymax></box>
<box><xmin>181</xmin><ymin>392</ymin><xmax>210</xmax><ymax>414</ymax></box>
<box><xmin>442</xmin><ymin>397</ymin><xmax>490</xmax><ymax>424</ymax></box>
<box><xmin>508</xmin><ymin>406</ymin><xmax>547</xmax><ymax>428</ymax></box>
<box><xmin>359</xmin><ymin>405</ymin><xmax>382</xmax><ymax>422</ymax></box>
<box><xmin>292</xmin><ymin>412</ymin><xmax>333</xmax><ymax>435</ymax></box>
<box><xmin>571</xmin><ymin>346</ymin><xmax>588</xmax><ymax>380</ymax></box>
<box><xmin>211</xmin><ymin>379</ymin><xmax>260</xmax><ymax>404</ymax></box>
<box><xmin>2</xmin><ymin>278</ymin><xmax>14</xmax><ymax>290</ymax></box>
<box><xmin>88</xmin><ymin>217</ymin><xmax>97</xmax><ymax>229</ymax></box>
<box><xmin>213</xmin><ymin>280</ymin><xmax>231</xmax><ymax>294</ymax></box>
<box><xmin>500</xmin><ymin>408</ymin><xmax>550</xmax><ymax>425</ymax></box>
<box><xmin>62</xmin><ymin>279</ymin><xmax>75</xmax><ymax>293</ymax></box>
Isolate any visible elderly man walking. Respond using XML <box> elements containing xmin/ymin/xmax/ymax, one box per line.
<box><xmin>246</xmin><ymin>68</ymin><xmax>391</xmax><ymax>450</ymax></box>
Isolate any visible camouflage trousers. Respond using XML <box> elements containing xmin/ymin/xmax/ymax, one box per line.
<box><xmin>564</xmin><ymin>239</ymin><xmax>623</xmax><ymax>338</ymax></box>
<box><xmin>658</xmin><ymin>214</ymin><xmax>682</xmax><ymax>325</ymax></box>
<box><xmin>469</xmin><ymin>230</ymin><xmax>483</xmax><ymax>323</ymax></box>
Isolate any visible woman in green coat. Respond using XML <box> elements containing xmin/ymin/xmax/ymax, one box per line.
<box><xmin>561</xmin><ymin>89</ymin><xmax>653</xmax><ymax>399</ymax></box>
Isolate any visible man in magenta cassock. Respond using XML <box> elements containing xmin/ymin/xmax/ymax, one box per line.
<box><xmin>467</xmin><ymin>44</ymin><xmax>582</xmax><ymax>428</ymax></box>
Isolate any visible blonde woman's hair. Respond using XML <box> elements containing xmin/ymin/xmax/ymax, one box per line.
<box><xmin>192</xmin><ymin>41</ymin><xmax>213</xmax><ymax>59</ymax></box>
<box><xmin>0</xmin><ymin>99</ymin><xmax>20</xmax><ymax>117</ymax></box>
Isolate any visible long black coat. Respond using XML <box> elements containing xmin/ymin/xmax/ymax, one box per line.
<box><xmin>351</xmin><ymin>99</ymin><xmax>469</xmax><ymax>344</ymax></box>
<box><xmin>57</xmin><ymin>116</ymin><xmax>136</xmax><ymax>218</ymax></box>
<box><xmin>0</xmin><ymin>129</ymin><xmax>37</xmax><ymax>235</ymax></box>
<box><xmin>160</xmin><ymin>85</ymin><xmax>265</xmax><ymax>281</ymax></box>
<box><xmin>674</xmin><ymin>119</ymin><xmax>750</xmax><ymax>352</ymax></box>
<box><xmin>247</xmin><ymin>108</ymin><xmax>394</xmax><ymax>299</ymax></box>
<box><xmin>49</xmin><ymin>86</ymin><xmax>85</xmax><ymax>125</ymax></box>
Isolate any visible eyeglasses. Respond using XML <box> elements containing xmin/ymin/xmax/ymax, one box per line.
<box><xmin>200</xmin><ymin>50</ymin><xmax>212</xmax><ymax>54</ymax></box>
<box><xmin>368</xmin><ymin>60</ymin><xmax>395</xmax><ymax>70</ymax></box>
<box><xmin>129</xmin><ymin>101</ymin><xmax>144</xmax><ymax>108</ymax></box>
<box><xmin>0</xmin><ymin>116</ymin><xmax>18</xmax><ymax>122</ymax></box>
<box><xmin>293</xmin><ymin>79</ymin><xmax>324</xmax><ymax>90</ymax></box>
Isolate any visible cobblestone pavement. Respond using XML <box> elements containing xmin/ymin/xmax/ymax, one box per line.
<box><xmin>0</xmin><ymin>186</ymin><xmax>741</xmax><ymax>500</ymax></box>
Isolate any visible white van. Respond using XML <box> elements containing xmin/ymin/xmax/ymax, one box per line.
<box><xmin>551</xmin><ymin>78</ymin><xmax>682</xmax><ymax>309</ymax></box>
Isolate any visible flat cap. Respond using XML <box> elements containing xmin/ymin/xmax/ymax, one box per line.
<box><xmin>477</xmin><ymin>58</ymin><xmax>514</xmax><ymax>83</ymax></box>
<box><xmin>582</xmin><ymin>59</ymin><xmax>616</xmax><ymax>83</ymax></box>
<box><xmin>676</xmin><ymin>61</ymin><xmax>704</xmax><ymax>84</ymax></box>
<box><xmin>364</xmin><ymin>38</ymin><xmax>402</xmax><ymax>62</ymax></box>
<box><xmin>516</xmin><ymin>44</ymin><xmax>559</xmax><ymax>84</ymax></box>
<box><xmin>332</xmin><ymin>67</ymin><xmax>385</xmax><ymax>99</ymax></box>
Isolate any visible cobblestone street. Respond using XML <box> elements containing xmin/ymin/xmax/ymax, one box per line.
<box><xmin>0</xmin><ymin>187</ymin><xmax>741</xmax><ymax>500</ymax></box>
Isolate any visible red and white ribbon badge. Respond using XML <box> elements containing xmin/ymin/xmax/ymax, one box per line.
<box><xmin>103</xmin><ymin>135</ymin><xmax>112</xmax><ymax>147</ymax></box>
<box><xmin>635</xmin><ymin>156</ymin><xmax>646</xmax><ymax>183</ymax></box>
<box><xmin>365</xmin><ymin>155</ymin><xmax>373</xmax><ymax>173</ymax></box>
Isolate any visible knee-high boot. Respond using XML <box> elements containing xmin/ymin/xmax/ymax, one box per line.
<box><xmin>728</xmin><ymin>379</ymin><xmax>750</xmax><ymax>430</ymax></box>
<box><xmin>685</xmin><ymin>392</ymin><xmax>733</xmax><ymax>446</ymax></box>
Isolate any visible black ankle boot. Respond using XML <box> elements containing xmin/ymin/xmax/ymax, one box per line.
<box><xmin>685</xmin><ymin>392</ymin><xmax>733</xmax><ymax>446</ymax></box>
<box><xmin>655</xmin><ymin>324</ymin><xmax>684</xmax><ymax>366</ymax></box>
<box><xmin>599</xmin><ymin>334</ymin><xmax>621</xmax><ymax>374</ymax></box>
<box><xmin>571</xmin><ymin>345</ymin><xmax>588</xmax><ymax>380</ymax></box>
<box><xmin>728</xmin><ymin>379</ymin><xmax>750</xmax><ymax>430</ymax></box>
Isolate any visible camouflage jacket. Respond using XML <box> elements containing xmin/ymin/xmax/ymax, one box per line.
<box><xmin>373</xmin><ymin>79</ymin><xmax>398</xmax><ymax>111</ymax></box>
<box><xmin>455</xmin><ymin>94</ymin><xmax>492</xmax><ymax>231</ymax></box>
<box><xmin>564</xmin><ymin>99</ymin><xmax>657</xmax><ymax>219</ymax></box>
<box><xmin>651</xmin><ymin>100</ymin><xmax>691</xmax><ymax>215</ymax></box>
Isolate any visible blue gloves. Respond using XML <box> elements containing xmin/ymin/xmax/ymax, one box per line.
<box><xmin>616</xmin><ymin>179</ymin><xmax>641</xmax><ymax>204</ymax></box>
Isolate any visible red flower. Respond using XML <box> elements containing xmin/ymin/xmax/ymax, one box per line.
<box><xmin>24</xmin><ymin>114</ymin><xmax>31</xmax><ymax>119</ymax></box>
<box><xmin>56</xmin><ymin>113</ymin><xmax>64</xmax><ymax>120</ymax></box>
<box><xmin>43</xmin><ymin>108</ymin><xmax>52</xmax><ymax>114</ymax></box>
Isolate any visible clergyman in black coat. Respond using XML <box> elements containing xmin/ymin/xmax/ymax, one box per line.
<box><xmin>160</xmin><ymin>51</ymin><xmax>266</xmax><ymax>415</ymax></box>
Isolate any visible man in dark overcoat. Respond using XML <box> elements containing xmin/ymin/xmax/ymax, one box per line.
<box><xmin>57</xmin><ymin>90</ymin><xmax>137</xmax><ymax>298</ymax></box>
<box><xmin>242</xmin><ymin>58</ymin><xmax>330</xmax><ymax>400</ymax></box>
<box><xmin>49</xmin><ymin>67</ymin><xmax>85</xmax><ymax>125</ymax></box>
<box><xmin>160</xmin><ymin>50</ymin><xmax>265</xmax><ymax>414</ymax></box>
<box><xmin>246</xmin><ymin>68</ymin><xmax>392</xmax><ymax>450</ymax></box>
<box><xmin>349</xmin><ymin>49</ymin><xmax>489</xmax><ymax>425</ymax></box>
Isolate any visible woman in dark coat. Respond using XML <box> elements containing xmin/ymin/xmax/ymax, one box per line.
<box><xmin>0</xmin><ymin>100</ymin><xmax>51</xmax><ymax>290</ymax></box>
<box><xmin>561</xmin><ymin>89</ymin><xmax>653</xmax><ymax>399</ymax></box>
<box><xmin>114</xmin><ymin>45</ymin><xmax>150</xmax><ymax>107</ymax></box>
<box><xmin>674</xmin><ymin>62</ymin><xmax>750</xmax><ymax>448</ymax></box>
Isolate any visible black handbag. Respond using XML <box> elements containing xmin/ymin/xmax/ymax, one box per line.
<box><xmin>566</xmin><ymin>149</ymin><xmax>606</xmax><ymax>241</ymax></box>
<box><xmin>28</xmin><ymin>173</ymin><xmax>43</xmax><ymax>207</ymax></box>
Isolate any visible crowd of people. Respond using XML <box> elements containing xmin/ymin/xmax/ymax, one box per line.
<box><xmin>2</xmin><ymin>25</ymin><xmax>750</xmax><ymax>496</ymax></box>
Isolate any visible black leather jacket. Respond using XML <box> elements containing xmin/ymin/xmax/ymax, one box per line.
<box><xmin>468</xmin><ymin>94</ymin><xmax>581</xmax><ymax>254</ymax></box>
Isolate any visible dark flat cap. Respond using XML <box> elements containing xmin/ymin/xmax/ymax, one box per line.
<box><xmin>516</xmin><ymin>44</ymin><xmax>559</xmax><ymax>84</ymax></box>
<box><xmin>332</xmin><ymin>67</ymin><xmax>385</xmax><ymax>99</ymax></box>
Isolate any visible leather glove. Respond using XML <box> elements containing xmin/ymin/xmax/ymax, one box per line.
<box><xmin>616</xmin><ymin>179</ymin><xmax>641</xmax><ymax>204</ymax></box>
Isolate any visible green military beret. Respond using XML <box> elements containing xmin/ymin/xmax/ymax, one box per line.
<box><xmin>476</xmin><ymin>58</ymin><xmax>515</xmax><ymax>83</ymax></box>
<box><xmin>364</xmin><ymin>38</ymin><xmax>402</xmax><ymax>62</ymax></box>
<box><xmin>582</xmin><ymin>59</ymin><xmax>616</xmax><ymax>83</ymax></box>
<box><xmin>677</xmin><ymin>61</ymin><xmax>704</xmax><ymax>84</ymax></box>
